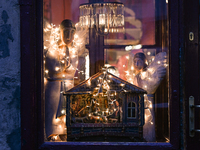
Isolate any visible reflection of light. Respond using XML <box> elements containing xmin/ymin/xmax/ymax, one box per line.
<box><xmin>125</xmin><ymin>44</ymin><xmax>142</xmax><ymax>51</ymax></box>
<box><xmin>133</xmin><ymin>44</ymin><xmax>142</xmax><ymax>49</ymax></box>
<box><xmin>125</xmin><ymin>46</ymin><xmax>132</xmax><ymax>51</ymax></box>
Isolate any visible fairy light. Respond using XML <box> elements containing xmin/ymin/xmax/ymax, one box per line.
<box><xmin>149</xmin><ymin>103</ymin><xmax>152</xmax><ymax>108</ymax></box>
<box><xmin>74</xmin><ymin>34</ymin><xmax>78</xmax><ymax>39</ymax></box>
<box><xmin>120</xmin><ymin>83</ymin><xmax>125</xmax><ymax>87</ymax></box>
<box><xmin>157</xmin><ymin>61</ymin><xmax>161</xmax><ymax>64</ymax></box>
<box><xmin>61</xmin><ymin>109</ymin><xmax>66</xmax><ymax>114</ymax></box>
<box><xmin>125</xmin><ymin>71</ymin><xmax>130</xmax><ymax>75</ymax></box>
<box><xmin>55</xmin><ymin>67</ymin><xmax>60</xmax><ymax>71</ymax></box>
<box><xmin>45</xmin><ymin>70</ymin><xmax>49</xmax><ymax>74</ymax></box>
<box><xmin>131</xmin><ymin>66</ymin><xmax>134</xmax><ymax>70</ymax></box>
<box><xmin>147</xmin><ymin>52</ymin><xmax>151</xmax><ymax>55</ymax></box>
<box><xmin>87</xmin><ymin>78</ymin><xmax>91</xmax><ymax>86</ymax></box>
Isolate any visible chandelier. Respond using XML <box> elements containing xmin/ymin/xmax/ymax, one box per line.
<box><xmin>79</xmin><ymin>2</ymin><xmax>124</xmax><ymax>35</ymax></box>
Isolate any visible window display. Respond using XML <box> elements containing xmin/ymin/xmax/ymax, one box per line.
<box><xmin>43</xmin><ymin>0</ymin><xmax>169</xmax><ymax>143</ymax></box>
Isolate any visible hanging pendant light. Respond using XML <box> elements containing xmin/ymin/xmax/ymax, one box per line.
<box><xmin>79</xmin><ymin>2</ymin><xmax>124</xmax><ymax>35</ymax></box>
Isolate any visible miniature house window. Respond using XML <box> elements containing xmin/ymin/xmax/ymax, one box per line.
<box><xmin>43</xmin><ymin>0</ymin><xmax>170</xmax><ymax>143</ymax></box>
<box><xmin>128</xmin><ymin>102</ymin><xmax>136</xmax><ymax>118</ymax></box>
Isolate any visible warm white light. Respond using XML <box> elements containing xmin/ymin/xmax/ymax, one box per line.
<box><xmin>45</xmin><ymin>70</ymin><xmax>49</xmax><ymax>74</ymax></box>
<box><xmin>125</xmin><ymin>71</ymin><xmax>130</xmax><ymax>75</ymax></box>
<box><xmin>125</xmin><ymin>44</ymin><xmax>142</xmax><ymax>51</ymax></box>
<box><xmin>55</xmin><ymin>67</ymin><xmax>60</xmax><ymax>71</ymax></box>
<box><xmin>147</xmin><ymin>52</ymin><xmax>151</xmax><ymax>55</ymax></box>
<box><xmin>104</xmin><ymin>64</ymin><xmax>110</xmax><ymax>68</ymax></box>
<box><xmin>157</xmin><ymin>61</ymin><xmax>161</xmax><ymax>64</ymax></box>
<box><xmin>126</xmin><ymin>56</ymin><xmax>129</xmax><ymax>59</ymax></box>
<box><xmin>120</xmin><ymin>83</ymin><xmax>125</xmax><ymax>87</ymax></box>
<box><xmin>125</xmin><ymin>46</ymin><xmax>132</xmax><ymax>51</ymax></box>
<box><xmin>55</xmin><ymin>118</ymin><xmax>60</xmax><ymax>123</ymax></box>
<box><xmin>149</xmin><ymin>103</ymin><xmax>152</xmax><ymax>108</ymax></box>
<box><xmin>61</xmin><ymin>109</ymin><xmax>65</xmax><ymax>114</ymax></box>
<box><xmin>87</xmin><ymin>79</ymin><xmax>91</xmax><ymax>86</ymax></box>
<box><xmin>74</xmin><ymin>34</ymin><xmax>78</xmax><ymax>38</ymax></box>
<box><xmin>131</xmin><ymin>66</ymin><xmax>134</xmax><ymax>70</ymax></box>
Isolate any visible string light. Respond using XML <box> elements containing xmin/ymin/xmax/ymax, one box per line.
<box><xmin>45</xmin><ymin>70</ymin><xmax>49</xmax><ymax>74</ymax></box>
<box><xmin>55</xmin><ymin>67</ymin><xmax>60</xmax><ymax>71</ymax></box>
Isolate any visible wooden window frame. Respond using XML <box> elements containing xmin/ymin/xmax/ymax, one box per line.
<box><xmin>20</xmin><ymin>0</ymin><xmax>181</xmax><ymax>149</ymax></box>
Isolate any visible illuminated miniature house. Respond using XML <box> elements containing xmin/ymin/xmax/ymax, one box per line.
<box><xmin>64</xmin><ymin>70</ymin><xmax>146</xmax><ymax>141</ymax></box>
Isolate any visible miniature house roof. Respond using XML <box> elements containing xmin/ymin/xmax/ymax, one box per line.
<box><xmin>65</xmin><ymin>71</ymin><xmax>147</xmax><ymax>94</ymax></box>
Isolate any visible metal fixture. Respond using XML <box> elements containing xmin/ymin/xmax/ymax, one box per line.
<box><xmin>79</xmin><ymin>2</ymin><xmax>124</xmax><ymax>35</ymax></box>
<box><xmin>189</xmin><ymin>96</ymin><xmax>200</xmax><ymax>137</ymax></box>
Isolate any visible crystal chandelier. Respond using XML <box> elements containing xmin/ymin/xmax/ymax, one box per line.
<box><xmin>79</xmin><ymin>2</ymin><xmax>124</xmax><ymax>35</ymax></box>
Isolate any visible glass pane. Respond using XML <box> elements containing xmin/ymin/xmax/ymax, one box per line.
<box><xmin>43</xmin><ymin>0</ymin><xmax>169</xmax><ymax>143</ymax></box>
<box><xmin>104</xmin><ymin>0</ymin><xmax>155</xmax><ymax>45</ymax></box>
<box><xmin>132</xmin><ymin>108</ymin><xmax>136</xmax><ymax>118</ymax></box>
<box><xmin>128</xmin><ymin>102</ymin><xmax>131</xmax><ymax>107</ymax></box>
<box><xmin>128</xmin><ymin>108</ymin><xmax>131</xmax><ymax>117</ymax></box>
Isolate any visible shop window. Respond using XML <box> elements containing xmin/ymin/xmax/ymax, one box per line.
<box><xmin>43</xmin><ymin>0</ymin><xmax>170</xmax><ymax>143</ymax></box>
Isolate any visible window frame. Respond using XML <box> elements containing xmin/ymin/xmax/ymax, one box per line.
<box><xmin>127</xmin><ymin>102</ymin><xmax>136</xmax><ymax>119</ymax></box>
<box><xmin>20</xmin><ymin>0</ymin><xmax>181</xmax><ymax>149</ymax></box>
